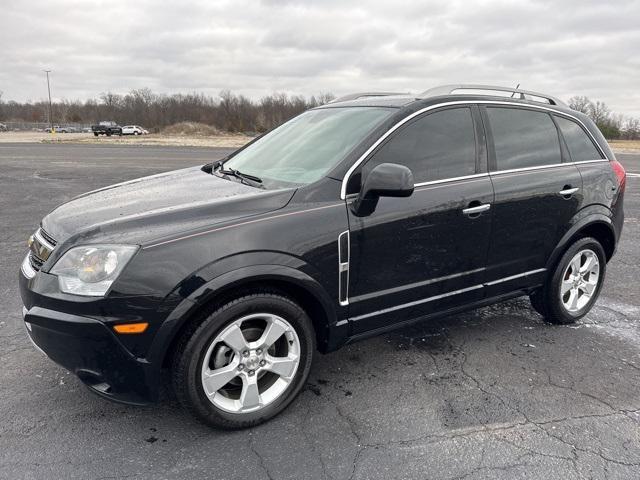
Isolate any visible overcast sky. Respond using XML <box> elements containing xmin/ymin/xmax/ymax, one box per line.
<box><xmin>1</xmin><ymin>0</ymin><xmax>639</xmax><ymax>117</ymax></box>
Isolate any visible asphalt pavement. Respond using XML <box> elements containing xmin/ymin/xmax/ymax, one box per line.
<box><xmin>1</xmin><ymin>143</ymin><xmax>639</xmax><ymax>479</ymax></box>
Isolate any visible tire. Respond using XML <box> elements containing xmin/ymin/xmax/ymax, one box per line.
<box><xmin>93</xmin><ymin>132</ymin><xmax>98</xmax><ymax>137</ymax></box>
<box><xmin>530</xmin><ymin>237</ymin><xmax>606</xmax><ymax>325</ymax></box>
<box><xmin>529</xmin><ymin>288</ymin><xmax>545</xmax><ymax>316</ymax></box>
<box><xmin>172</xmin><ymin>292</ymin><xmax>315</xmax><ymax>429</ymax></box>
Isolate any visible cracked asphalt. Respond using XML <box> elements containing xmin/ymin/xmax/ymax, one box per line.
<box><xmin>1</xmin><ymin>143</ymin><xmax>639</xmax><ymax>480</ymax></box>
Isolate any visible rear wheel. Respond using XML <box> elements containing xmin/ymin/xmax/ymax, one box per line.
<box><xmin>529</xmin><ymin>237</ymin><xmax>606</xmax><ymax>324</ymax></box>
<box><xmin>172</xmin><ymin>293</ymin><xmax>315</xmax><ymax>429</ymax></box>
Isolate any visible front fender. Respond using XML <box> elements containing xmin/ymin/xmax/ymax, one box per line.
<box><xmin>146</xmin><ymin>260</ymin><xmax>339</xmax><ymax>369</ymax></box>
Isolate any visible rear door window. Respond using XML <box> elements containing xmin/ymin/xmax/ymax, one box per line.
<box><xmin>487</xmin><ymin>107</ymin><xmax>561</xmax><ymax>170</ymax></box>
<box><xmin>362</xmin><ymin>107</ymin><xmax>477</xmax><ymax>184</ymax></box>
<box><xmin>554</xmin><ymin>116</ymin><xmax>603</xmax><ymax>162</ymax></box>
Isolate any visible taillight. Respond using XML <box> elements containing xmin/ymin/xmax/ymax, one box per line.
<box><xmin>611</xmin><ymin>160</ymin><xmax>626</xmax><ymax>192</ymax></box>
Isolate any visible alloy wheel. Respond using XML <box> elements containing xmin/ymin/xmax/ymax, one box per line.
<box><xmin>560</xmin><ymin>249</ymin><xmax>600</xmax><ymax>313</ymax></box>
<box><xmin>200</xmin><ymin>313</ymin><xmax>300</xmax><ymax>414</ymax></box>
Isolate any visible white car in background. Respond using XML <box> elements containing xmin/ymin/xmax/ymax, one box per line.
<box><xmin>121</xmin><ymin>125</ymin><xmax>148</xmax><ymax>135</ymax></box>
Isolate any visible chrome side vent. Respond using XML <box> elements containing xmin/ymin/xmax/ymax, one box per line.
<box><xmin>338</xmin><ymin>230</ymin><xmax>350</xmax><ymax>306</ymax></box>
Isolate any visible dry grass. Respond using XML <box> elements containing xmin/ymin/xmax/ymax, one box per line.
<box><xmin>0</xmin><ymin>131</ymin><xmax>253</xmax><ymax>148</ymax></box>
<box><xmin>162</xmin><ymin>122</ymin><xmax>221</xmax><ymax>136</ymax></box>
<box><xmin>2</xmin><ymin>131</ymin><xmax>639</xmax><ymax>153</ymax></box>
<box><xmin>607</xmin><ymin>140</ymin><xmax>640</xmax><ymax>153</ymax></box>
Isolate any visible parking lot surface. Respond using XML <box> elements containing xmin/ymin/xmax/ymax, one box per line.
<box><xmin>1</xmin><ymin>143</ymin><xmax>639</xmax><ymax>479</ymax></box>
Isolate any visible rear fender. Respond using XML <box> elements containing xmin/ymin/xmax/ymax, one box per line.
<box><xmin>546</xmin><ymin>209</ymin><xmax>616</xmax><ymax>273</ymax></box>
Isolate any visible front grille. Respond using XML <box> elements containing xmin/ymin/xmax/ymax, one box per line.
<box><xmin>29</xmin><ymin>253</ymin><xmax>44</xmax><ymax>271</ymax></box>
<box><xmin>27</xmin><ymin>228</ymin><xmax>58</xmax><ymax>273</ymax></box>
<box><xmin>39</xmin><ymin>228</ymin><xmax>57</xmax><ymax>247</ymax></box>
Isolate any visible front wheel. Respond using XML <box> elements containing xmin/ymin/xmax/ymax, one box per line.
<box><xmin>530</xmin><ymin>237</ymin><xmax>606</xmax><ymax>324</ymax></box>
<box><xmin>172</xmin><ymin>293</ymin><xmax>315</xmax><ymax>429</ymax></box>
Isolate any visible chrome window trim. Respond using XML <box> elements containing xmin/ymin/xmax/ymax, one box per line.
<box><xmin>338</xmin><ymin>230</ymin><xmax>350</xmax><ymax>306</ymax></box>
<box><xmin>489</xmin><ymin>162</ymin><xmax>570</xmax><ymax>176</ymax></box>
<box><xmin>413</xmin><ymin>172</ymin><xmax>489</xmax><ymax>188</ymax></box>
<box><xmin>340</xmin><ymin>100</ymin><xmax>608</xmax><ymax>199</ymax></box>
<box><xmin>573</xmin><ymin>159</ymin><xmax>609</xmax><ymax>165</ymax></box>
<box><xmin>349</xmin><ymin>268</ymin><xmax>547</xmax><ymax>322</ymax></box>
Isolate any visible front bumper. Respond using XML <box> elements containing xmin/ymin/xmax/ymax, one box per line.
<box><xmin>20</xmin><ymin>272</ymin><xmax>158</xmax><ymax>405</ymax></box>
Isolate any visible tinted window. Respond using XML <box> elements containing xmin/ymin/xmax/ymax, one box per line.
<box><xmin>487</xmin><ymin>107</ymin><xmax>561</xmax><ymax>170</ymax></box>
<box><xmin>554</xmin><ymin>116</ymin><xmax>602</xmax><ymax>161</ymax></box>
<box><xmin>362</xmin><ymin>107</ymin><xmax>476</xmax><ymax>184</ymax></box>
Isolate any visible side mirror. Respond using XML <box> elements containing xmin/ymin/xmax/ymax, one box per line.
<box><xmin>352</xmin><ymin>163</ymin><xmax>414</xmax><ymax>216</ymax></box>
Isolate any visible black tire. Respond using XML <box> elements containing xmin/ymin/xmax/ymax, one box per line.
<box><xmin>531</xmin><ymin>237</ymin><xmax>606</xmax><ymax>325</ymax></box>
<box><xmin>172</xmin><ymin>292</ymin><xmax>315</xmax><ymax>429</ymax></box>
<box><xmin>529</xmin><ymin>288</ymin><xmax>546</xmax><ymax>316</ymax></box>
<box><xmin>93</xmin><ymin>132</ymin><xmax>99</xmax><ymax>137</ymax></box>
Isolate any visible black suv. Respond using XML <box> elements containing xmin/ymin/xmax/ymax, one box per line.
<box><xmin>19</xmin><ymin>85</ymin><xmax>626</xmax><ymax>429</ymax></box>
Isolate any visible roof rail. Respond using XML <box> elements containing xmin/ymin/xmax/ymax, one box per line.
<box><xmin>418</xmin><ymin>84</ymin><xmax>567</xmax><ymax>107</ymax></box>
<box><xmin>329</xmin><ymin>92</ymin><xmax>409</xmax><ymax>103</ymax></box>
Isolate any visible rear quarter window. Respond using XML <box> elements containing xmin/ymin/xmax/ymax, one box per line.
<box><xmin>487</xmin><ymin>107</ymin><xmax>561</xmax><ymax>170</ymax></box>
<box><xmin>554</xmin><ymin>116</ymin><xmax>603</xmax><ymax>162</ymax></box>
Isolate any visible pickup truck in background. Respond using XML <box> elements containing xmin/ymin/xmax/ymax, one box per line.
<box><xmin>91</xmin><ymin>121</ymin><xmax>122</xmax><ymax>136</ymax></box>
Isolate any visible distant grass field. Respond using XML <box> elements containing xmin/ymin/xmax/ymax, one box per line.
<box><xmin>1</xmin><ymin>131</ymin><xmax>638</xmax><ymax>153</ymax></box>
<box><xmin>608</xmin><ymin>139</ymin><xmax>640</xmax><ymax>153</ymax></box>
<box><xmin>0</xmin><ymin>130</ymin><xmax>253</xmax><ymax>148</ymax></box>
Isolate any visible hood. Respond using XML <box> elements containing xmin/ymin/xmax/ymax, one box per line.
<box><xmin>41</xmin><ymin>166</ymin><xmax>295</xmax><ymax>245</ymax></box>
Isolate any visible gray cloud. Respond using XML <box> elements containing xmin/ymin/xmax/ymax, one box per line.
<box><xmin>1</xmin><ymin>0</ymin><xmax>638</xmax><ymax>117</ymax></box>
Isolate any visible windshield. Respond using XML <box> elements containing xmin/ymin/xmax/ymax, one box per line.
<box><xmin>222</xmin><ymin>107</ymin><xmax>394</xmax><ymax>188</ymax></box>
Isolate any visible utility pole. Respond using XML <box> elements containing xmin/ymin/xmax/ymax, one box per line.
<box><xmin>44</xmin><ymin>70</ymin><xmax>53</xmax><ymax>132</ymax></box>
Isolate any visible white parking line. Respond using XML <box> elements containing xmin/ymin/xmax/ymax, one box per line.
<box><xmin>627</xmin><ymin>173</ymin><xmax>640</xmax><ymax>178</ymax></box>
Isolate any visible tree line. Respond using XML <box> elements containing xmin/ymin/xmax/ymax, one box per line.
<box><xmin>0</xmin><ymin>89</ymin><xmax>335</xmax><ymax>133</ymax></box>
<box><xmin>0</xmin><ymin>89</ymin><xmax>638</xmax><ymax>139</ymax></box>
<box><xmin>567</xmin><ymin>96</ymin><xmax>639</xmax><ymax>140</ymax></box>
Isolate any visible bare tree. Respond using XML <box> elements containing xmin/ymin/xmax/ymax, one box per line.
<box><xmin>588</xmin><ymin>101</ymin><xmax>610</xmax><ymax>125</ymax></box>
<box><xmin>568</xmin><ymin>95</ymin><xmax>591</xmax><ymax>114</ymax></box>
<box><xmin>623</xmin><ymin>117</ymin><xmax>640</xmax><ymax>140</ymax></box>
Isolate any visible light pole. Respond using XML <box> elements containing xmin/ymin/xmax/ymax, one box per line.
<box><xmin>44</xmin><ymin>70</ymin><xmax>53</xmax><ymax>132</ymax></box>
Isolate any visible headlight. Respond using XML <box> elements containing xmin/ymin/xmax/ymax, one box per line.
<box><xmin>50</xmin><ymin>245</ymin><xmax>138</xmax><ymax>296</ymax></box>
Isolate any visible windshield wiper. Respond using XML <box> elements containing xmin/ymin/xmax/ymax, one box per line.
<box><xmin>214</xmin><ymin>163</ymin><xmax>263</xmax><ymax>187</ymax></box>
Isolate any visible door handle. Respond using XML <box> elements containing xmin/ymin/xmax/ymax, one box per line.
<box><xmin>559</xmin><ymin>187</ymin><xmax>579</xmax><ymax>196</ymax></box>
<box><xmin>462</xmin><ymin>203</ymin><xmax>491</xmax><ymax>215</ymax></box>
